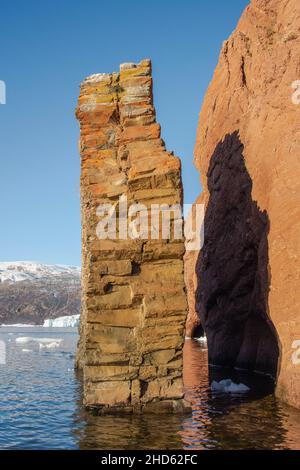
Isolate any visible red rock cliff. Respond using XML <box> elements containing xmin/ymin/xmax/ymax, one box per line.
<box><xmin>193</xmin><ymin>0</ymin><xmax>300</xmax><ymax>407</ymax></box>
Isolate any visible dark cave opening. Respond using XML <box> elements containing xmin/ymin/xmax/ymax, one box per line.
<box><xmin>195</xmin><ymin>132</ymin><xmax>279</xmax><ymax>382</ymax></box>
<box><xmin>193</xmin><ymin>324</ymin><xmax>205</xmax><ymax>339</ymax></box>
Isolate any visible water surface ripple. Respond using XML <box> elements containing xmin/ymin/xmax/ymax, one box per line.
<box><xmin>0</xmin><ymin>327</ymin><xmax>299</xmax><ymax>449</ymax></box>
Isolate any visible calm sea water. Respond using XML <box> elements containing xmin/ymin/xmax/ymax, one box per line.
<box><xmin>0</xmin><ymin>327</ymin><xmax>300</xmax><ymax>450</ymax></box>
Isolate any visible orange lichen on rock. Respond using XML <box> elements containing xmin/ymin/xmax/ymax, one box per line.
<box><xmin>76</xmin><ymin>60</ymin><xmax>189</xmax><ymax>413</ymax></box>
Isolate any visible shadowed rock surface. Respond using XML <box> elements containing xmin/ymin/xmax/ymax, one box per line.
<box><xmin>192</xmin><ymin>0</ymin><xmax>300</xmax><ymax>407</ymax></box>
<box><xmin>196</xmin><ymin>132</ymin><xmax>279</xmax><ymax>377</ymax></box>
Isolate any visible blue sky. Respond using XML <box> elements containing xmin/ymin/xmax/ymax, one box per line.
<box><xmin>0</xmin><ymin>0</ymin><xmax>249</xmax><ymax>266</ymax></box>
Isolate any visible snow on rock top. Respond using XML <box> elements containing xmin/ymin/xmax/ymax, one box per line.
<box><xmin>0</xmin><ymin>261</ymin><xmax>81</xmax><ymax>283</ymax></box>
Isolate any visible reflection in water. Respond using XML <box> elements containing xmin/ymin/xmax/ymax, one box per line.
<box><xmin>75</xmin><ymin>369</ymin><xmax>183</xmax><ymax>449</ymax></box>
<box><xmin>79</xmin><ymin>340</ymin><xmax>300</xmax><ymax>450</ymax></box>
<box><xmin>0</xmin><ymin>328</ymin><xmax>300</xmax><ymax>449</ymax></box>
<box><xmin>77</xmin><ymin>410</ymin><xmax>183</xmax><ymax>450</ymax></box>
<box><xmin>181</xmin><ymin>340</ymin><xmax>287</xmax><ymax>450</ymax></box>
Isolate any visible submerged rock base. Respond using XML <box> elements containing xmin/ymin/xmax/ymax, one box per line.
<box><xmin>76</xmin><ymin>59</ymin><xmax>189</xmax><ymax>413</ymax></box>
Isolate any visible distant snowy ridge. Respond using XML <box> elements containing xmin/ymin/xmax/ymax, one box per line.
<box><xmin>0</xmin><ymin>261</ymin><xmax>80</xmax><ymax>284</ymax></box>
<box><xmin>0</xmin><ymin>262</ymin><xmax>81</xmax><ymax>326</ymax></box>
<box><xmin>43</xmin><ymin>314</ymin><xmax>80</xmax><ymax>327</ymax></box>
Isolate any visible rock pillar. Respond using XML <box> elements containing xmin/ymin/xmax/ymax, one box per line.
<box><xmin>76</xmin><ymin>59</ymin><xmax>188</xmax><ymax>413</ymax></box>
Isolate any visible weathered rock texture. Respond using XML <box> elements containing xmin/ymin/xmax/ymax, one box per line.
<box><xmin>76</xmin><ymin>59</ymin><xmax>188</xmax><ymax>413</ymax></box>
<box><xmin>184</xmin><ymin>195</ymin><xmax>202</xmax><ymax>338</ymax></box>
<box><xmin>194</xmin><ymin>0</ymin><xmax>300</xmax><ymax>407</ymax></box>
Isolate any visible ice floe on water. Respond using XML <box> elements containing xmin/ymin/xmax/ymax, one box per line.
<box><xmin>1</xmin><ymin>314</ymin><xmax>80</xmax><ymax>329</ymax></box>
<box><xmin>195</xmin><ymin>335</ymin><xmax>207</xmax><ymax>344</ymax></box>
<box><xmin>43</xmin><ymin>314</ymin><xmax>80</xmax><ymax>328</ymax></box>
<box><xmin>185</xmin><ymin>335</ymin><xmax>207</xmax><ymax>343</ymax></box>
<box><xmin>22</xmin><ymin>349</ymin><xmax>33</xmax><ymax>353</ymax></box>
<box><xmin>211</xmin><ymin>379</ymin><xmax>250</xmax><ymax>393</ymax></box>
<box><xmin>39</xmin><ymin>341</ymin><xmax>62</xmax><ymax>349</ymax></box>
<box><xmin>15</xmin><ymin>337</ymin><xmax>63</xmax><ymax>350</ymax></box>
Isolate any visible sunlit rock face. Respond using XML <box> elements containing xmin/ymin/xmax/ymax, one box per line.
<box><xmin>184</xmin><ymin>195</ymin><xmax>203</xmax><ymax>339</ymax></box>
<box><xmin>193</xmin><ymin>0</ymin><xmax>300</xmax><ymax>407</ymax></box>
<box><xmin>76</xmin><ymin>59</ymin><xmax>188</xmax><ymax>413</ymax></box>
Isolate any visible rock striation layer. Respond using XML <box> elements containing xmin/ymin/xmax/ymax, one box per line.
<box><xmin>184</xmin><ymin>195</ymin><xmax>203</xmax><ymax>338</ymax></box>
<box><xmin>193</xmin><ymin>0</ymin><xmax>300</xmax><ymax>407</ymax></box>
<box><xmin>76</xmin><ymin>59</ymin><xmax>188</xmax><ymax>413</ymax></box>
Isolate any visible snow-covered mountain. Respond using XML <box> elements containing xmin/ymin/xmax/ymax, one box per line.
<box><xmin>0</xmin><ymin>262</ymin><xmax>81</xmax><ymax>326</ymax></box>
<box><xmin>0</xmin><ymin>261</ymin><xmax>80</xmax><ymax>284</ymax></box>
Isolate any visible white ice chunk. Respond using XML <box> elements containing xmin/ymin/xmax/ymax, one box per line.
<box><xmin>39</xmin><ymin>341</ymin><xmax>61</xmax><ymax>349</ymax></box>
<box><xmin>211</xmin><ymin>379</ymin><xmax>250</xmax><ymax>393</ymax></box>
<box><xmin>195</xmin><ymin>336</ymin><xmax>207</xmax><ymax>343</ymax></box>
<box><xmin>43</xmin><ymin>314</ymin><xmax>80</xmax><ymax>328</ymax></box>
<box><xmin>15</xmin><ymin>337</ymin><xmax>63</xmax><ymax>349</ymax></box>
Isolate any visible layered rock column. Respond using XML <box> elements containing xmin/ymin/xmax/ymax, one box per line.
<box><xmin>76</xmin><ymin>59</ymin><xmax>188</xmax><ymax>413</ymax></box>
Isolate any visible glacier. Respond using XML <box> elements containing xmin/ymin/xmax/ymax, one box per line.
<box><xmin>43</xmin><ymin>314</ymin><xmax>80</xmax><ymax>328</ymax></box>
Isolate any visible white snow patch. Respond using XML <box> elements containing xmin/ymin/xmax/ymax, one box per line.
<box><xmin>211</xmin><ymin>379</ymin><xmax>250</xmax><ymax>393</ymax></box>
<box><xmin>0</xmin><ymin>261</ymin><xmax>80</xmax><ymax>284</ymax></box>
<box><xmin>22</xmin><ymin>349</ymin><xmax>32</xmax><ymax>353</ymax></box>
<box><xmin>43</xmin><ymin>314</ymin><xmax>80</xmax><ymax>328</ymax></box>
